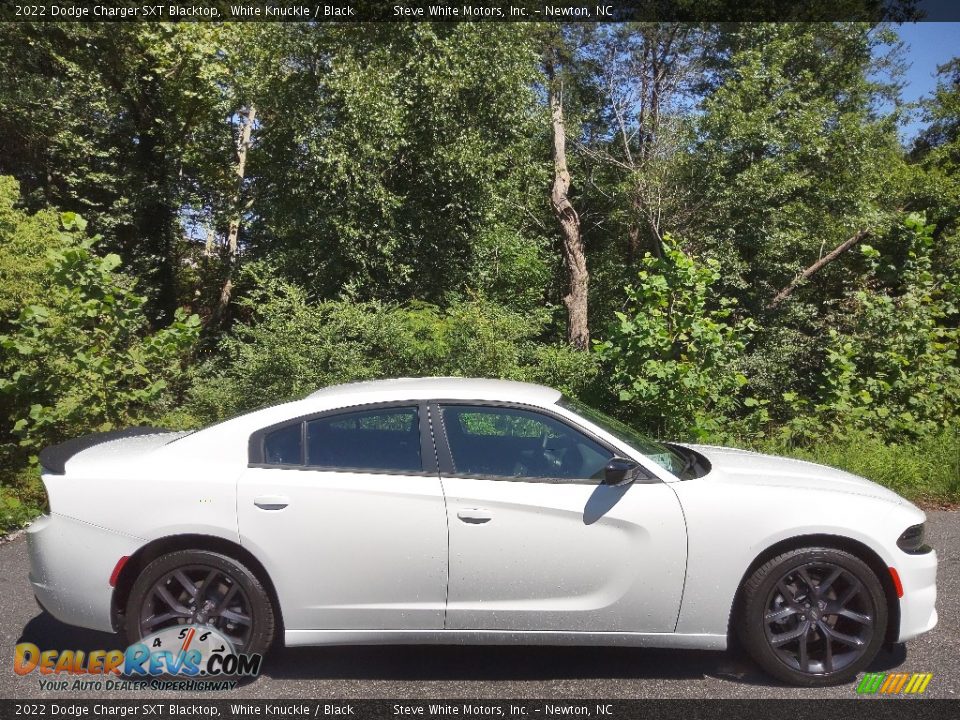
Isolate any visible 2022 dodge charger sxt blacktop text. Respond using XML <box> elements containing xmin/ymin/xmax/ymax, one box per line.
<box><xmin>28</xmin><ymin>378</ymin><xmax>937</xmax><ymax>685</ymax></box>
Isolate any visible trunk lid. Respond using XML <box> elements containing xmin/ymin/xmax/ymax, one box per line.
<box><xmin>39</xmin><ymin>428</ymin><xmax>188</xmax><ymax>476</ymax></box>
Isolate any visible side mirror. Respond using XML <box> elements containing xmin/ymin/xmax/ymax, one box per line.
<box><xmin>603</xmin><ymin>457</ymin><xmax>645</xmax><ymax>487</ymax></box>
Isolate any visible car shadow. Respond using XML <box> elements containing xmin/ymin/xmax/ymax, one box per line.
<box><xmin>18</xmin><ymin>611</ymin><xmax>121</xmax><ymax>652</ymax></box>
<box><xmin>259</xmin><ymin>641</ymin><xmax>909</xmax><ymax>686</ymax></box>
<box><xmin>259</xmin><ymin>644</ymin><xmax>738</xmax><ymax>682</ymax></box>
<box><xmin>582</xmin><ymin>484</ymin><xmax>630</xmax><ymax>525</ymax></box>
<box><xmin>17</xmin><ymin>610</ymin><xmax>909</xmax><ymax>687</ymax></box>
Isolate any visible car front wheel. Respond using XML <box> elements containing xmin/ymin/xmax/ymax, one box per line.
<box><xmin>125</xmin><ymin>549</ymin><xmax>275</xmax><ymax>656</ymax></box>
<box><xmin>737</xmin><ymin>547</ymin><xmax>888</xmax><ymax>686</ymax></box>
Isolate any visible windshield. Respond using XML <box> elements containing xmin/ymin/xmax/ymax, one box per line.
<box><xmin>557</xmin><ymin>396</ymin><xmax>688</xmax><ymax>477</ymax></box>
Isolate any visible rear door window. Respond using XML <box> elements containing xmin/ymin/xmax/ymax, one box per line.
<box><xmin>306</xmin><ymin>406</ymin><xmax>422</xmax><ymax>473</ymax></box>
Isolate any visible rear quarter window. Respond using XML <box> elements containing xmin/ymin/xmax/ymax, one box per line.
<box><xmin>252</xmin><ymin>405</ymin><xmax>423</xmax><ymax>474</ymax></box>
<box><xmin>263</xmin><ymin>424</ymin><xmax>302</xmax><ymax>465</ymax></box>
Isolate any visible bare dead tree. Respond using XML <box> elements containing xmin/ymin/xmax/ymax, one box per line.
<box><xmin>213</xmin><ymin>104</ymin><xmax>256</xmax><ymax>323</ymax></box>
<box><xmin>546</xmin><ymin>58</ymin><xmax>590</xmax><ymax>351</ymax></box>
<box><xmin>594</xmin><ymin>24</ymin><xmax>706</xmax><ymax>262</ymax></box>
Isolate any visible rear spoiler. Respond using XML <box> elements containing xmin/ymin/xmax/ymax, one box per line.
<box><xmin>38</xmin><ymin>427</ymin><xmax>170</xmax><ymax>475</ymax></box>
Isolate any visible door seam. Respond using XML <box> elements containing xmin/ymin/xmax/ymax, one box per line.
<box><xmin>428</xmin><ymin>402</ymin><xmax>452</xmax><ymax>630</ymax></box>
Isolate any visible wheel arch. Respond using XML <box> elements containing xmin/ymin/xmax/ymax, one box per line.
<box><xmin>727</xmin><ymin>533</ymin><xmax>901</xmax><ymax>645</ymax></box>
<box><xmin>110</xmin><ymin>533</ymin><xmax>284</xmax><ymax>642</ymax></box>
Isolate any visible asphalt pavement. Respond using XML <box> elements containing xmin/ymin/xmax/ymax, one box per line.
<box><xmin>0</xmin><ymin>511</ymin><xmax>956</xmax><ymax>700</ymax></box>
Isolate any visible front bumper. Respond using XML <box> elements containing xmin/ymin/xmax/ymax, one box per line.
<box><xmin>895</xmin><ymin>547</ymin><xmax>938</xmax><ymax>642</ymax></box>
<box><xmin>27</xmin><ymin>513</ymin><xmax>142</xmax><ymax>634</ymax></box>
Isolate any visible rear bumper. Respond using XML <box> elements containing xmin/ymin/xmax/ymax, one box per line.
<box><xmin>27</xmin><ymin>513</ymin><xmax>142</xmax><ymax>634</ymax></box>
<box><xmin>895</xmin><ymin>548</ymin><xmax>938</xmax><ymax>642</ymax></box>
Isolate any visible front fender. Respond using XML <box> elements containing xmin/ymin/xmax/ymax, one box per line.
<box><xmin>671</xmin><ymin>480</ymin><xmax>922</xmax><ymax>636</ymax></box>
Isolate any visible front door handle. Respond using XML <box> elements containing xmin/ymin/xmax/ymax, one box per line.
<box><xmin>254</xmin><ymin>495</ymin><xmax>290</xmax><ymax>510</ymax></box>
<box><xmin>457</xmin><ymin>508</ymin><xmax>492</xmax><ymax>524</ymax></box>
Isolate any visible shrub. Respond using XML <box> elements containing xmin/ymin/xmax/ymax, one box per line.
<box><xmin>780</xmin><ymin>214</ymin><xmax>960</xmax><ymax>444</ymax></box>
<box><xmin>0</xmin><ymin>467</ymin><xmax>46</xmax><ymax>533</ymax></box>
<box><xmin>594</xmin><ymin>235</ymin><xmax>752</xmax><ymax>438</ymax></box>
<box><xmin>0</xmin><ymin>176</ymin><xmax>72</xmax><ymax>320</ymax></box>
<box><xmin>187</xmin><ymin>273</ymin><xmax>598</xmax><ymax>423</ymax></box>
<box><xmin>0</xmin><ymin>214</ymin><xmax>200</xmax><ymax>456</ymax></box>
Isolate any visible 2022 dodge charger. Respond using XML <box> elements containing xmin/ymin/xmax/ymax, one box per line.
<box><xmin>28</xmin><ymin>378</ymin><xmax>937</xmax><ymax>685</ymax></box>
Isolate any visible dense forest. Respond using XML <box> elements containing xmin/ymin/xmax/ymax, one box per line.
<box><xmin>1</xmin><ymin>22</ymin><xmax>958</xmax><ymax>530</ymax></box>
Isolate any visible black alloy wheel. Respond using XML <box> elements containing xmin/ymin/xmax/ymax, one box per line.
<box><xmin>763</xmin><ymin>562</ymin><xmax>875</xmax><ymax>674</ymax></box>
<box><xmin>738</xmin><ymin>547</ymin><xmax>888</xmax><ymax>686</ymax></box>
<box><xmin>126</xmin><ymin>549</ymin><xmax>275</xmax><ymax>656</ymax></box>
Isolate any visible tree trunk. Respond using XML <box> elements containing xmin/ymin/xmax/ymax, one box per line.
<box><xmin>213</xmin><ymin>104</ymin><xmax>256</xmax><ymax>324</ymax></box>
<box><xmin>627</xmin><ymin>193</ymin><xmax>664</xmax><ymax>263</ymax></box>
<box><xmin>135</xmin><ymin>130</ymin><xmax>178</xmax><ymax>328</ymax></box>
<box><xmin>204</xmin><ymin>227</ymin><xmax>215</xmax><ymax>257</ymax></box>
<box><xmin>547</xmin><ymin>68</ymin><xmax>589</xmax><ymax>351</ymax></box>
<box><xmin>767</xmin><ymin>228</ymin><xmax>870</xmax><ymax>309</ymax></box>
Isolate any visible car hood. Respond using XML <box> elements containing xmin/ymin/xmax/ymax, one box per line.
<box><xmin>682</xmin><ymin>444</ymin><xmax>909</xmax><ymax>506</ymax></box>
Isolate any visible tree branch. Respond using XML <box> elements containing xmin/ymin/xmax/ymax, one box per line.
<box><xmin>767</xmin><ymin>228</ymin><xmax>871</xmax><ymax>309</ymax></box>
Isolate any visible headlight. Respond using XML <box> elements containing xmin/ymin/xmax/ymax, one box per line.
<box><xmin>897</xmin><ymin>523</ymin><xmax>931</xmax><ymax>554</ymax></box>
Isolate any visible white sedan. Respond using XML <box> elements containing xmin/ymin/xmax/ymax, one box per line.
<box><xmin>28</xmin><ymin>377</ymin><xmax>937</xmax><ymax>685</ymax></box>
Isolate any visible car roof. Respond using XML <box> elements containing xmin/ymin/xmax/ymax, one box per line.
<box><xmin>307</xmin><ymin>377</ymin><xmax>562</xmax><ymax>405</ymax></box>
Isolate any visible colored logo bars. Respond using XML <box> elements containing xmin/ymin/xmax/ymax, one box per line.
<box><xmin>857</xmin><ymin>672</ymin><xmax>933</xmax><ymax>695</ymax></box>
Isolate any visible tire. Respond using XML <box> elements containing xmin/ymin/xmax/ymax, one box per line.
<box><xmin>125</xmin><ymin>549</ymin><xmax>275</xmax><ymax>657</ymax></box>
<box><xmin>736</xmin><ymin>547</ymin><xmax>888</xmax><ymax>686</ymax></box>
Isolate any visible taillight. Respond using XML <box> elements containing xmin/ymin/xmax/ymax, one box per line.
<box><xmin>109</xmin><ymin>556</ymin><xmax>129</xmax><ymax>587</ymax></box>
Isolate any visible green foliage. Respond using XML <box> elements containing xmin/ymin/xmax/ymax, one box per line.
<box><xmin>188</xmin><ymin>271</ymin><xmax>598</xmax><ymax>423</ymax></box>
<box><xmin>691</xmin><ymin>24</ymin><xmax>906</xmax><ymax>301</ymax></box>
<box><xmin>0</xmin><ymin>176</ymin><xmax>72</xmax><ymax>320</ymax></box>
<box><xmin>0</xmin><ymin>488</ymin><xmax>39</xmax><ymax>535</ymax></box>
<box><xmin>594</xmin><ymin>236</ymin><xmax>751</xmax><ymax>438</ymax></box>
<box><xmin>0</xmin><ymin>214</ymin><xmax>200</xmax><ymax>455</ymax></box>
<box><xmin>779</xmin><ymin>215</ymin><xmax>960</xmax><ymax>443</ymax></box>
<box><xmin>687</xmin><ymin>25</ymin><xmax>910</xmax><ymax>414</ymax></box>
<box><xmin>252</xmin><ymin>24</ymin><xmax>550</xmax><ymax>309</ymax></box>
<box><xmin>910</xmin><ymin>59</ymin><xmax>960</xmax><ymax>307</ymax></box>
<box><xmin>0</xmin><ymin>24</ymin><xmax>268</xmax><ymax>322</ymax></box>
<box><xmin>0</xmin><ymin>468</ymin><xmax>46</xmax><ymax>533</ymax></box>
<box><xmin>1</xmin><ymin>26</ymin><xmax>959</xmax><ymax>530</ymax></box>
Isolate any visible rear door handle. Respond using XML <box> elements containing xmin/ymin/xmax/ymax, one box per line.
<box><xmin>254</xmin><ymin>495</ymin><xmax>290</xmax><ymax>510</ymax></box>
<box><xmin>457</xmin><ymin>508</ymin><xmax>492</xmax><ymax>524</ymax></box>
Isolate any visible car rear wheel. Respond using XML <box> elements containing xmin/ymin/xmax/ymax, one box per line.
<box><xmin>737</xmin><ymin>547</ymin><xmax>888</xmax><ymax>686</ymax></box>
<box><xmin>125</xmin><ymin>549</ymin><xmax>275</xmax><ymax>656</ymax></box>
